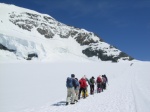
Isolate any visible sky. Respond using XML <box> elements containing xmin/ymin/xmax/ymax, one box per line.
<box><xmin>0</xmin><ymin>0</ymin><xmax>150</xmax><ymax>61</ymax></box>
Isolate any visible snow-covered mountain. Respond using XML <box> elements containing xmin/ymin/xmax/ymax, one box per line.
<box><xmin>0</xmin><ymin>3</ymin><xmax>134</xmax><ymax>62</ymax></box>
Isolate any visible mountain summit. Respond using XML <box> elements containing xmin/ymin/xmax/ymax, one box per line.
<box><xmin>0</xmin><ymin>3</ymin><xmax>133</xmax><ymax>62</ymax></box>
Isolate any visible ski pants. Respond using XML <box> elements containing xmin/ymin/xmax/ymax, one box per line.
<box><xmin>78</xmin><ymin>87</ymin><xmax>86</xmax><ymax>99</ymax></box>
<box><xmin>97</xmin><ymin>83</ymin><xmax>103</xmax><ymax>92</ymax></box>
<box><xmin>66</xmin><ymin>87</ymin><xmax>76</xmax><ymax>103</ymax></box>
<box><xmin>102</xmin><ymin>82</ymin><xmax>106</xmax><ymax>89</ymax></box>
<box><xmin>75</xmin><ymin>89</ymin><xmax>79</xmax><ymax>101</ymax></box>
<box><xmin>90</xmin><ymin>85</ymin><xmax>94</xmax><ymax>94</ymax></box>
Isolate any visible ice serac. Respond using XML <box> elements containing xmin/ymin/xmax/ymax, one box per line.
<box><xmin>0</xmin><ymin>3</ymin><xmax>134</xmax><ymax>62</ymax></box>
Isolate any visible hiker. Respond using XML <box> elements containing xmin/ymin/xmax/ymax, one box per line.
<box><xmin>66</xmin><ymin>74</ymin><xmax>76</xmax><ymax>105</ymax></box>
<box><xmin>96</xmin><ymin>75</ymin><xmax>103</xmax><ymax>93</ymax></box>
<box><xmin>103</xmin><ymin>74</ymin><xmax>108</xmax><ymax>89</ymax></box>
<box><xmin>78</xmin><ymin>76</ymin><xmax>88</xmax><ymax>99</ymax></box>
<box><xmin>102</xmin><ymin>75</ymin><xmax>107</xmax><ymax>90</ymax></box>
<box><xmin>74</xmin><ymin>78</ymin><xmax>80</xmax><ymax>102</ymax></box>
<box><xmin>89</xmin><ymin>76</ymin><xmax>96</xmax><ymax>94</ymax></box>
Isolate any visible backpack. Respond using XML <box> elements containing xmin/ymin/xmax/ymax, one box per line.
<box><xmin>97</xmin><ymin>77</ymin><xmax>102</xmax><ymax>83</ymax></box>
<box><xmin>79</xmin><ymin>79</ymin><xmax>83</xmax><ymax>87</ymax></box>
<box><xmin>87</xmin><ymin>78</ymin><xmax>91</xmax><ymax>85</ymax></box>
<box><xmin>66</xmin><ymin>77</ymin><xmax>73</xmax><ymax>88</ymax></box>
<box><xmin>75</xmin><ymin>79</ymin><xmax>79</xmax><ymax>87</ymax></box>
<box><xmin>105</xmin><ymin>76</ymin><xmax>108</xmax><ymax>83</ymax></box>
<box><xmin>79</xmin><ymin>78</ymin><xmax>87</xmax><ymax>88</ymax></box>
<box><xmin>102</xmin><ymin>77</ymin><xmax>106</xmax><ymax>83</ymax></box>
<box><xmin>73</xmin><ymin>79</ymin><xmax>79</xmax><ymax>89</ymax></box>
<box><xmin>90</xmin><ymin>78</ymin><xmax>94</xmax><ymax>85</ymax></box>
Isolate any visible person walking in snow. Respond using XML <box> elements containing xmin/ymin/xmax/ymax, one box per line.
<box><xmin>89</xmin><ymin>76</ymin><xmax>96</xmax><ymax>94</ymax></box>
<box><xmin>78</xmin><ymin>76</ymin><xmax>88</xmax><ymax>99</ymax></box>
<box><xmin>66</xmin><ymin>74</ymin><xmax>76</xmax><ymax>105</ymax></box>
<box><xmin>102</xmin><ymin>75</ymin><xmax>107</xmax><ymax>90</ymax></box>
<box><xmin>101</xmin><ymin>75</ymin><xmax>105</xmax><ymax>90</ymax></box>
<box><xmin>96</xmin><ymin>75</ymin><xmax>103</xmax><ymax>93</ymax></box>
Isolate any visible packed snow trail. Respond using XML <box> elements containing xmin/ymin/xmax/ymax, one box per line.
<box><xmin>130</xmin><ymin>63</ymin><xmax>150</xmax><ymax>112</ymax></box>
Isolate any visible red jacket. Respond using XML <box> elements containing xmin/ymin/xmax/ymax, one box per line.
<box><xmin>97</xmin><ymin>77</ymin><xmax>102</xmax><ymax>83</ymax></box>
<box><xmin>79</xmin><ymin>78</ymin><xmax>88</xmax><ymax>88</ymax></box>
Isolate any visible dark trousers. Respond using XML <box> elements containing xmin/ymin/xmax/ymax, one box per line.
<box><xmin>90</xmin><ymin>85</ymin><xmax>94</xmax><ymax>94</ymax></box>
<box><xmin>78</xmin><ymin>87</ymin><xmax>86</xmax><ymax>99</ymax></box>
<box><xmin>102</xmin><ymin>83</ymin><xmax>106</xmax><ymax>89</ymax></box>
<box><xmin>97</xmin><ymin>83</ymin><xmax>103</xmax><ymax>92</ymax></box>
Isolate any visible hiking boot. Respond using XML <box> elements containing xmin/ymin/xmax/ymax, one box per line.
<box><xmin>90</xmin><ymin>92</ymin><xmax>93</xmax><ymax>95</ymax></box>
<box><xmin>74</xmin><ymin>100</ymin><xmax>78</xmax><ymax>102</ymax></box>
<box><xmin>70</xmin><ymin>102</ymin><xmax>75</xmax><ymax>105</ymax></box>
<box><xmin>66</xmin><ymin>102</ymin><xmax>68</xmax><ymax>105</ymax></box>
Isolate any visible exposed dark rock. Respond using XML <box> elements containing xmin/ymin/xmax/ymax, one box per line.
<box><xmin>27</xmin><ymin>53</ymin><xmax>38</xmax><ymax>60</ymax></box>
<box><xmin>9</xmin><ymin>18</ymin><xmax>38</xmax><ymax>31</ymax></box>
<box><xmin>43</xmin><ymin>16</ymin><xmax>54</xmax><ymax>22</ymax></box>
<box><xmin>0</xmin><ymin>44</ymin><xmax>15</xmax><ymax>52</ymax></box>
<box><xmin>25</xmin><ymin>12</ymin><xmax>41</xmax><ymax>21</ymax></box>
<box><xmin>59</xmin><ymin>33</ymin><xmax>70</xmax><ymax>38</ymax></box>
<box><xmin>20</xmin><ymin>24</ymin><xmax>32</xmax><ymax>31</ymax></box>
<box><xmin>119</xmin><ymin>52</ymin><xmax>134</xmax><ymax>60</ymax></box>
<box><xmin>75</xmin><ymin>33</ymin><xmax>98</xmax><ymax>45</ymax></box>
<box><xmin>70</xmin><ymin>31</ymin><xmax>78</xmax><ymax>37</ymax></box>
<box><xmin>37</xmin><ymin>28</ymin><xmax>54</xmax><ymax>38</ymax></box>
<box><xmin>82</xmin><ymin>47</ymin><xmax>133</xmax><ymax>62</ymax></box>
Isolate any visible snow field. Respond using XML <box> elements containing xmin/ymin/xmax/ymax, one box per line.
<box><xmin>0</xmin><ymin>61</ymin><xmax>150</xmax><ymax>112</ymax></box>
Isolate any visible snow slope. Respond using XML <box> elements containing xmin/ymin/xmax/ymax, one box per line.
<box><xmin>0</xmin><ymin>3</ymin><xmax>93</xmax><ymax>62</ymax></box>
<box><xmin>0</xmin><ymin>33</ymin><xmax>93</xmax><ymax>62</ymax></box>
<box><xmin>0</xmin><ymin>3</ymin><xmax>133</xmax><ymax>62</ymax></box>
<box><xmin>0</xmin><ymin>61</ymin><xmax>150</xmax><ymax>112</ymax></box>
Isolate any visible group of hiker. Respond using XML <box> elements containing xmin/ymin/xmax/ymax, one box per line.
<box><xmin>66</xmin><ymin>74</ymin><xmax>108</xmax><ymax>105</ymax></box>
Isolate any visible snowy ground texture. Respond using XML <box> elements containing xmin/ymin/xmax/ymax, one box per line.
<box><xmin>0</xmin><ymin>61</ymin><xmax>150</xmax><ymax>112</ymax></box>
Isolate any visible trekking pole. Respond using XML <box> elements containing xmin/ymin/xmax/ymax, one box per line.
<box><xmin>93</xmin><ymin>90</ymin><xmax>94</xmax><ymax>97</ymax></box>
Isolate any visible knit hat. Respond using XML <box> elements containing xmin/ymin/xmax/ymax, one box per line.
<box><xmin>71</xmin><ymin>74</ymin><xmax>75</xmax><ymax>78</ymax></box>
